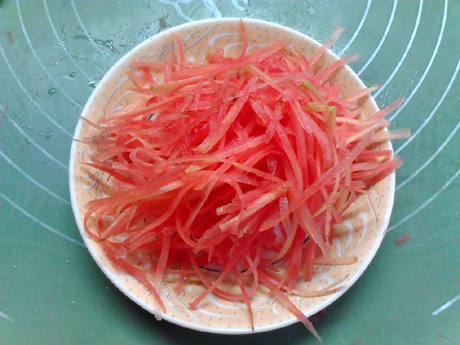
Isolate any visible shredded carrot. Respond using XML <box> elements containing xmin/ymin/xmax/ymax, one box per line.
<box><xmin>81</xmin><ymin>22</ymin><xmax>408</xmax><ymax>339</ymax></box>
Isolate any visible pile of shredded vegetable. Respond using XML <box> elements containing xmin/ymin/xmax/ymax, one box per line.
<box><xmin>81</xmin><ymin>22</ymin><xmax>409</xmax><ymax>340</ymax></box>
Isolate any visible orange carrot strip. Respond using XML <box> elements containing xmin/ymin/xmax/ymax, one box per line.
<box><xmin>258</xmin><ymin>269</ymin><xmax>321</xmax><ymax>341</ymax></box>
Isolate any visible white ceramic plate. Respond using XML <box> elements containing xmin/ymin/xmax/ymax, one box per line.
<box><xmin>69</xmin><ymin>17</ymin><xmax>395</xmax><ymax>334</ymax></box>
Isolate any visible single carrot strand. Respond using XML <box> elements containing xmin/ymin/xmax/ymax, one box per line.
<box><xmin>258</xmin><ymin>269</ymin><xmax>322</xmax><ymax>341</ymax></box>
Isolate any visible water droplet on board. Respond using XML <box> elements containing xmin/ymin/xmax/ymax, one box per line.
<box><xmin>48</xmin><ymin>88</ymin><xmax>58</xmax><ymax>95</ymax></box>
<box><xmin>93</xmin><ymin>38</ymin><xmax>120</xmax><ymax>54</ymax></box>
<box><xmin>73</xmin><ymin>34</ymin><xmax>88</xmax><ymax>41</ymax></box>
<box><xmin>159</xmin><ymin>16</ymin><xmax>168</xmax><ymax>30</ymax></box>
<box><xmin>88</xmin><ymin>81</ymin><xmax>97</xmax><ymax>88</ymax></box>
<box><xmin>69</xmin><ymin>72</ymin><xmax>76</xmax><ymax>78</ymax></box>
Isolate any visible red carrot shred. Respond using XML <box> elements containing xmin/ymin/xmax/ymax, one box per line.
<box><xmin>80</xmin><ymin>22</ymin><xmax>408</xmax><ymax>340</ymax></box>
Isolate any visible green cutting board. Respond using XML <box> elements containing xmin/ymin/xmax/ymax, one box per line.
<box><xmin>1</xmin><ymin>1</ymin><xmax>459</xmax><ymax>344</ymax></box>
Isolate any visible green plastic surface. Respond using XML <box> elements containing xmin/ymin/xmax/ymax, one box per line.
<box><xmin>1</xmin><ymin>1</ymin><xmax>459</xmax><ymax>344</ymax></box>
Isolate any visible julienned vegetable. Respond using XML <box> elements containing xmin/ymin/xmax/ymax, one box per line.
<box><xmin>81</xmin><ymin>22</ymin><xmax>409</xmax><ymax>340</ymax></box>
